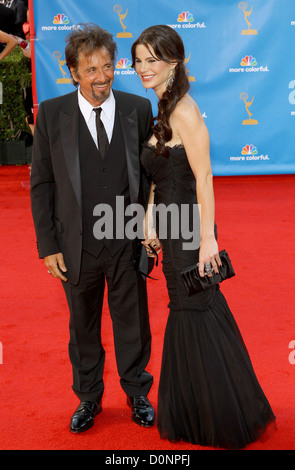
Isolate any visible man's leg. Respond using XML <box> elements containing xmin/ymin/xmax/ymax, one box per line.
<box><xmin>105</xmin><ymin>243</ymin><xmax>153</xmax><ymax>397</ymax></box>
<box><xmin>62</xmin><ymin>250</ymin><xmax>106</xmax><ymax>403</ymax></box>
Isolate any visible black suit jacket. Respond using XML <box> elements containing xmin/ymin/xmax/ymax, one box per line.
<box><xmin>7</xmin><ymin>0</ymin><xmax>26</xmax><ymax>38</ymax></box>
<box><xmin>0</xmin><ymin>4</ymin><xmax>17</xmax><ymax>34</ymax></box>
<box><xmin>30</xmin><ymin>89</ymin><xmax>153</xmax><ymax>285</ymax></box>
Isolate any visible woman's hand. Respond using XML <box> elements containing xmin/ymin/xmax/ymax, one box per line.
<box><xmin>142</xmin><ymin>227</ymin><xmax>162</xmax><ymax>258</ymax></box>
<box><xmin>198</xmin><ymin>236</ymin><xmax>221</xmax><ymax>277</ymax></box>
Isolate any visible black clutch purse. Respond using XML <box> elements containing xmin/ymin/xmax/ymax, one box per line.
<box><xmin>180</xmin><ymin>249</ymin><xmax>235</xmax><ymax>296</ymax></box>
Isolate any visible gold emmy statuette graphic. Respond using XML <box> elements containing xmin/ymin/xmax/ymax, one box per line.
<box><xmin>240</xmin><ymin>92</ymin><xmax>258</xmax><ymax>125</ymax></box>
<box><xmin>239</xmin><ymin>2</ymin><xmax>258</xmax><ymax>35</ymax></box>
<box><xmin>113</xmin><ymin>4</ymin><xmax>133</xmax><ymax>38</ymax></box>
<box><xmin>53</xmin><ymin>51</ymin><xmax>72</xmax><ymax>84</ymax></box>
<box><xmin>185</xmin><ymin>53</ymin><xmax>196</xmax><ymax>82</ymax></box>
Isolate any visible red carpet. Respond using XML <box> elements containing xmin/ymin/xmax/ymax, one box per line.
<box><xmin>0</xmin><ymin>165</ymin><xmax>295</xmax><ymax>450</ymax></box>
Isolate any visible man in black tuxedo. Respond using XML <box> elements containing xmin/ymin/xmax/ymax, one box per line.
<box><xmin>30</xmin><ymin>24</ymin><xmax>159</xmax><ymax>433</ymax></box>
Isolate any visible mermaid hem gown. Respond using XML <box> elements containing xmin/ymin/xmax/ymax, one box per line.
<box><xmin>141</xmin><ymin>143</ymin><xmax>276</xmax><ymax>450</ymax></box>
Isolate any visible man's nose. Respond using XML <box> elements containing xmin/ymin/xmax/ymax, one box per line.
<box><xmin>95</xmin><ymin>68</ymin><xmax>109</xmax><ymax>83</ymax></box>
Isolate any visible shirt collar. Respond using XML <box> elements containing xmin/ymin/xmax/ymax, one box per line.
<box><xmin>77</xmin><ymin>88</ymin><xmax>115</xmax><ymax>123</ymax></box>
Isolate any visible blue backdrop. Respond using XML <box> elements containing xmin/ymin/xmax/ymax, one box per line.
<box><xmin>32</xmin><ymin>0</ymin><xmax>295</xmax><ymax>175</ymax></box>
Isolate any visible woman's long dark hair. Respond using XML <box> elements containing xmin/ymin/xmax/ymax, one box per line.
<box><xmin>131</xmin><ymin>25</ymin><xmax>190</xmax><ymax>157</ymax></box>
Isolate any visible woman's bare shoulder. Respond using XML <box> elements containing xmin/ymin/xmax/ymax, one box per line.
<box><xmin>171</xmin><ymin>94</ymin><xmax>203</xmax><ymax>129</ymax></box>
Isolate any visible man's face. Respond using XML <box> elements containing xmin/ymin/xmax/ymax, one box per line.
<box><xmin>71</xmin><ymin>47</ymin><xmax>115</xmax><ymax>106</ymax></box>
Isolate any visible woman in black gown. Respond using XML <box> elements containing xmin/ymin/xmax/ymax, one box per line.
<box><xmin>131</xmin><ymin>25</ymin><xmax>276</xmax><ymax>449</ymax></box>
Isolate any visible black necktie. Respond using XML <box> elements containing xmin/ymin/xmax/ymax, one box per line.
<box><xmin>93</xmin><ymin>107</ymin><xmax>109</xmax><ymax>158</ymax></box>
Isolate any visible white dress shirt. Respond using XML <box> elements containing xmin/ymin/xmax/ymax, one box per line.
<box><xmin>77</xmin><ymin>88</ymin><xmax>116</xmax><ymax>149</ymax></box>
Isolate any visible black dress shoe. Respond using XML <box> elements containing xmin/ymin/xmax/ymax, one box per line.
<box><xmin>70</xmin><ymin>401</ymin><xmax>101</xmax><ymax>433</ymax></box>
<box><xmin>127</xmin><ymin>395</ymin><xmax>155</xmax><ymax>427</ymax></box>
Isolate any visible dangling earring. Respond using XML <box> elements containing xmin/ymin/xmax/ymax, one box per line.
<box><xmin>166</xmin><ymin>69</ymin><xmax>175</xmax><ymax>93</ymax></box>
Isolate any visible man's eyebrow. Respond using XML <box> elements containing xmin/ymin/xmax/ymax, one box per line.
<box><xmin>84</xmin><ymin>62</ymin><xmax>113</xmax><ymax>71</ymax></box>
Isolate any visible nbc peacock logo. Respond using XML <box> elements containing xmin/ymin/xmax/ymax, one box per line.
<box><xmin>53</xmin><ymin>13</ymin><xmax>70</xmax><ymax>25</ymax></box>
<box><xmin>241</xmin><ymin>144</ymin><xmax>269</xmax><ymax>161</ymax></box>
<box><xmin>229</xmin><ymin>55</ymin><xmax>269</xmax><ymax>73</ymax></box>
<box><xmin>41</xmin><ymin>12</ymin><xmax>76</xmax><ymax>31</ymax></box>
<box><xmin>116</xmin><ymin>58</ymin><xmax>132</xmax><ymax>69</ymax></box>
<box><xmin>114</xmin><ymin>58</ymin><xmax>135</xmax><ymax>76</ymax></box>
<box><xmin>241</xmin><ymin>144</ymin><xmax>258</xmax><ymax>155</ymax></box>
<box><xmin>230</xmin><ymin>144</ymin><xmax>269</xmax><ymax>162</ymax></box>
<box><xmin>168</xmin><ymin>11</ymin><xmax>206</xmax><ymax>30</ymax></box>
<box><xmin>241</xmin><ymin>55</ymin><xmax>257</xmax><ymax>66</ymax></box>
<box><xmin>177</xmin><ymin>11</ymin><xmax>194</xmax><ymax>23</ymax></box>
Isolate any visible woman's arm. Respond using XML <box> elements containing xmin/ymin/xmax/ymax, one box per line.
<box><xmin>144</xmin><ymin>182</ymin><xmax>156</xmax><ymax>237</ymax></box>
<box><xmin>172</xmin><ymin>97</ymin><xmax>221</xmax><ymax>276</ymax></box>
<box><xmin>0</xmin><ymin>31</ymin><xmax>18</xmax><ymax>61</ymax></box>
<box><xmin>142</xmin><ymin>182</ymin><xmax>161</xmax><ymax>256</ymax></box>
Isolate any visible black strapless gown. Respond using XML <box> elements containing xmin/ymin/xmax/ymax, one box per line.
<box><xmin>141</xmin><ymin>143</ymin><xmax>276</xmax><ymax>449</ymax></box>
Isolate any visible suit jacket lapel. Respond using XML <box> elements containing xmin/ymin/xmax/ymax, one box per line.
<box><xmin>59</xmin><ymin>92</ymin><xmax>82</xmax><ymax>208</ymax></box>
<box><xmin>118</xmin><ymin>108</ymin><xmax>139</xmax><ymax>204</ymax></box>
<box><xmin>114</xmin><ymin>90</ymin><xmax>140</xmax><ymax>205</ymax></box>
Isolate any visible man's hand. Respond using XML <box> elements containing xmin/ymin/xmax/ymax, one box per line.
<box><xmin>44</xmin><ymin>252</ymin><xmax>68</xmax><ymax>282</ymax></box>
